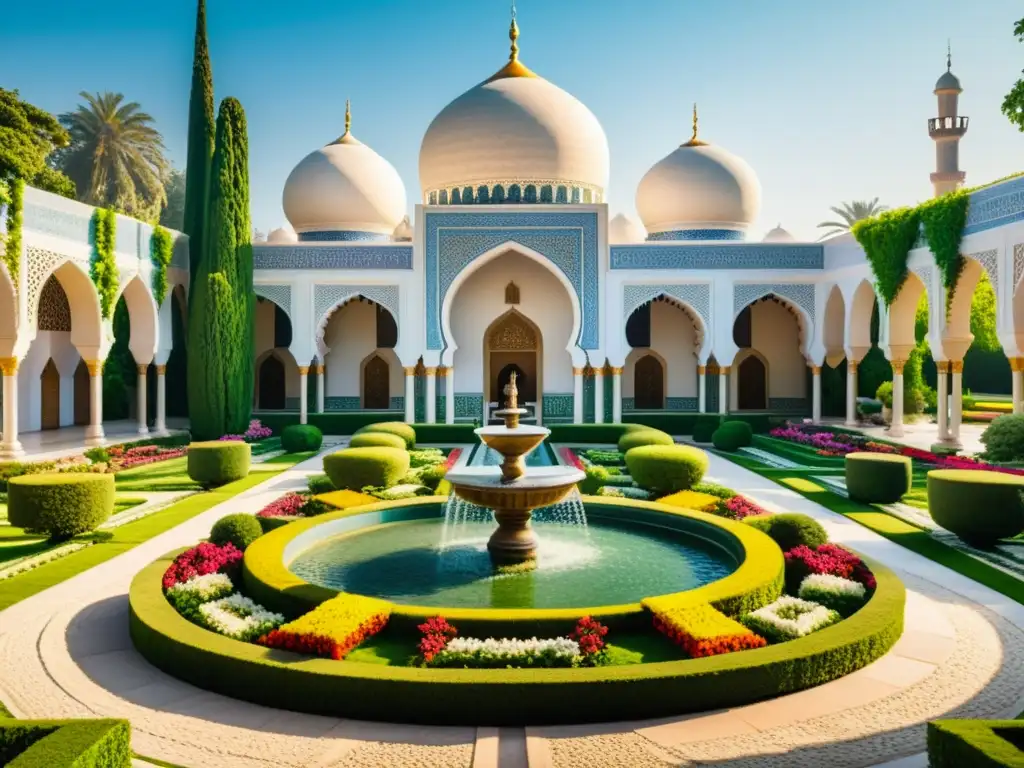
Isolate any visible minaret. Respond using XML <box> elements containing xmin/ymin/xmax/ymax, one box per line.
<box><xmin>928</xmin><ymin>43</ymin><xmax>969</xmax><ymax>197</ymax></box>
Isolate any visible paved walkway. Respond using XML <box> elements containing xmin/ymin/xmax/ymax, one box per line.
<box><xmin>822</xmin><ymin>418</ymin><xmax>987</xmax><ymax>456</ymax></box>
<box><xmin>1</xmin><ymin>451</ymin><xmax>1023</xmax><ymax>767</ymax></box>
<box><xmin>11</xmin><ymin>419</ymin><xmax>191</xmax><ymax>462</ymax></box>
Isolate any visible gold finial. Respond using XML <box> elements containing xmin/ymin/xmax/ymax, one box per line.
<box><xmin>344</xmin><ymin>99</ymin><xmax>351</xmax><ymax>135</ymax></box>
<box><xmin>509</xmin><ymin>3</ymin><xmax>520</xmax><ymax>62</ymax></box>
<box><xmin>683</xmin><ymin>102</ymin><xmax>709</xmax><ymax>147</ymax></box>
<box><xmin>504</xmin><ymin>371</ymin><xmax>519</xmax><ymax>410</ymax></box>
<box><xmin>485</xmin><ymin>1</ymin><xmax>536</xmax><ymax>81</ymax></box>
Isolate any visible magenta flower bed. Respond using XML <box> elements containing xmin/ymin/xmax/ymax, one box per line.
<box><xmin>220</xmin><ymin>419</ymin><xmax>273</xmax><ymax>443</ymax></box>
<box><xmin>162</xmin><ymin>542</ymin><xmax>243</xmax><ymax>589</ymax></box>
<box><xmin>256</xmin><ymin>492</ymin><xmax>307</xmax><ymax>519</ymax></box>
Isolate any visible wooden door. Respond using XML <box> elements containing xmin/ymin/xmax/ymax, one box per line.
<box><xmin>258</xmin><ymin>355</ymin><xmax>286</xmax><ymax>410</ymax></box>
<box><xmin>74</xmin><ymin>359</ymin><xmax>90</xmax><ymax>425</ymax></box>
<box><xmin>738</xmin><ymin>355</ymin><xmax>767</xmax><ymax>410</ymax></box>
<box><xmin>363</xmin><ymin>355</ymin><xmax>390</xmax><ymax>410</ymax></box>
<box><xmin>41</xmin><ymin>359</ymin><xmax>60</xmax><ymax>430</ymax></box>
<box><xmin>634</xmin><ymin>355</ymin><xmax>664</xmax><ymax>409</ymax></box>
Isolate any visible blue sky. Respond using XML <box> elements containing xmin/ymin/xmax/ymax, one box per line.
<box><xmin>2</xmin><ymin>0</ymin><xmax>1020</xmax><ymax>240</ymax></box>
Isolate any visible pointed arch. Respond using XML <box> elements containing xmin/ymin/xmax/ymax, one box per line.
<box><xmin>39</xmin><ymin>261</ymin><xmax>103</xmax><ymax>354</ymax></box>
<box><xmin>114</xmin><ymin>275</ymin><xmax>159</xmax><ymax>365</ymax></box>
<box><xmin>0</xmin><ymin>263</ymin><xmax>16</xmax><ymax>357</ymax></box>
<box><xmin>823</xmin><ymin>284</ymin><xmax>846</xmax><ymax>359</ymax></box>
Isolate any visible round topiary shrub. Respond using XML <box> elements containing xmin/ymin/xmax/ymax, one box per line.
<box><xmin>712</xmin><ymin>421</ymin><xmax>753</xmax><ymax>452</ymax></box>
<box><xmin>625</xmin><ymin>445</ymin><xmax>709</xmax><ymax>493</ymax></box>
<box><xmin>187</xmin><ymin>441</ymin><xmax>251</xmax><ymax>487</ymax></box>
<box><xmin>355</xmin><ymin>421</ymin><xmax>416</xmax><ymax>449</ymax></box>
<box><xmin>617</xmin><ymin>429</ymin><xmax>674</xmax><ymax>453</ymax></box>
<box><xmin>210</xmin><ymin>513</ymin><xmax>263</xmax><ymax>552</ymax></box>
<box><xmin>323</xmin><ymin>447</ymin><xmax>410</xmax><ymax>491</ymax></box>
<box><xmin>281</xmin><ymin>424</ymin><xmax>323</xmax><ymax>453</ymax></box>
<box><xmin>927</xmin><ymin>469</ymin><xmax>1024</xmax><ymax>545</ymax></box>
<box><xmin>844</xmin><ymin>452</ymin><xmax>911</xmax><ymax>503</ymax></box>
<box><xmin>7</xmin><ymin>473</ymin><xmax>115</xmax><ymax>540</ymax></box>
<box><xmin>980</xmin><ymin>414</ymin><xmax>1024</xmax><ymax>462</ymax></box>
<box><xmin>349</xmin><ymin>432</ymin><xmax>407</xmax><ymax>450</ymax></box>
<box><xmin>691</xmin><ymin>415</ymin><xmax>723</xmax><ymax>443</ymax></box>
<box><xmin>743</xmin><ymin>513</ymin><xmax>828</xmax><ymax>552</ymax></box>
<box><xmin>307</xmin><ymin>473</ymin><xmax>335</xmax><ymax>495</ymax></box>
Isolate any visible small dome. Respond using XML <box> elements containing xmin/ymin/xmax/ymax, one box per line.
<box><xmin>763</xmin><ymin>224</ymin><xmax>795</xmax><ymax>243</ymax></box>
<box><xmin>267</xmin><ymin>226</ymin><xmax>298</xmax><ymax>244</ymax></box>
<box><xmin>283</xmin><ymin>103</ymin><xmax>406</xmax><ymax>239</ymax></box>
<box><xmin>393</xmin><ymin>215</ymin><xmax>413</xmax><ymax>241</ymax></box>
<box><xmin>637</xmin><ymin>111</ymin><xmax>761</xmax><ymax>240</ymax></box>
<box><xmin>935</xmin><ymin>70</ymin><xmax>962</xmax><ymax>93</ymax></box>
<box><xmin>419</xmin><ymin>19</ymin><xmax>609</xmax><ymax>202</ymax></box>
<box><xmin>608</xmin><ymin>213</ymin><xmax>647</xmax><ymax>244</ymax></box>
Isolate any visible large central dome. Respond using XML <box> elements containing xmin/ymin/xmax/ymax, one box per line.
<box><xmin>419</xmin><ymin>19</ymin><xmax>609</xmax><ymax>204</ymax></box>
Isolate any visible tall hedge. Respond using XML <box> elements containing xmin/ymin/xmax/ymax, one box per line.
<box><xmin>183</xmin><ymin>0</ymin><xmax>215</xmax><ymax>285</ymax></box>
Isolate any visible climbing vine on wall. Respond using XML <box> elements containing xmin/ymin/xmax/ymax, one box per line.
<box><xmin>852</xmin><ymin>206</ymin><xmax>921</xmax><ymax>307</ymax></box>
<box><xmin>918</xmin><ymin>190</ymin><xmax>969</xmax><ymax>311</ymax></box>
<box><xmin>1</xmin><ymin>177</ymin><xmax>24</xmax><ymax>285</ymax></box>
<box><xmin>90</xmin><ymin>208</ymin><xmax>118</xmax><ymax>318</ymax></box>
<box><xmin>150</xmin><ymin>225</ymin><xmax>173</xmax><ymax>306</ymax></box>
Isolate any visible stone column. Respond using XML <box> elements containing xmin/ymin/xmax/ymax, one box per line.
<box><xmin>718</xmin><ymin>366</ymin><xmax>729</xmax><ymax>415</ymax></box>
<box><xmin>154</xmin><ymin>365</ymin><xmax>167</xmax><ymax>435</ymax></box>
<box><xmin>404</xmin><ymin>367</ymin><xmax>416</xmax><ymax>423</ymax></box>
<box><xmin>610</xmin><ymin>366</ymin><xmax>623</xmax><ymax>423</ymax></box>
<box><xmin>949</xmin><ymin>360</ymin><xmax>963</xmax><ymax>448</ymax></box>
<box><xmin>811</xmin><ymin>365</ymin><xmax>822</xmax><ymax>424</ymax></box>
<box><xmin>594</xmin><ymin>368</ymin><xmax>605</xmax><ymax>424</ymax></box>
<box><xmin>444</xmin><ymin>367</ymin><xmax>455</xmax><ymax>424</ymax></box>
<box><xmin>297</xmin><ymin>366</ymin><xmax>309</xmax><ymax>425</ymax></box>
<box><xmin>0</xmin><ymin>357</ymin><xmax>24</xmax><ymax>458</ymax></box>
<box><xmin>572</xmin><ymin>367</ymin><xmax>584</xmax><ymax>424</ymax></box>
<box><xmin>85</xmin><ymin>360</ymin><xmax>105</xmax><ymax>446</ymax></box>
<box><xmin>888</xmin><ymin>359</ymin><xmax>905</xmax><ymax>438</ymax></box>
<box><xmin>935</xmin><ymin>361</ymin><xmax>950</xmax><ymax>442</ymax></box>
<box><xmin>1012</xmin><ymin>358</ymin><xmax>1023</xmax><ymax>415</ymax></box>
<box><xmin>136</xmin><ymin>364</ymin><xmax>149</xmax><ymax>436</ymax></box>
<box><xmin>315</xmin><ymin>364</ymin><xmax>325</xmax><ymax>414</ymax></box>
<box><xmin>698</xmin><ymin>365</ymin><xmax>707</xmax><ymax>414</ymax></box>
<box><xmin>845</xmin><ymin>360</ymin><xmax>859</xmax><ymax>427</ymax></box>
<box><xmin>425</xmin><ymin>367</ymin><xmax>437</xmax><ymax>424</ymax></box>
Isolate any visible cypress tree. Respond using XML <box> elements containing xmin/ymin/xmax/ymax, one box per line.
<box><xmin>182</xmin><ymin>0</ymin><xmax>214</xmax><ymax>283</ymax></box>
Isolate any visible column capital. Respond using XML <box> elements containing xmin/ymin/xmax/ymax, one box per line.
<box><xmin>810</xmin><ymin>365</ymin><xmax>821</xmax><ymax>375</ymax></box>
<box><xmin>608</xmin><ymin>366</ymin><xmax>623</xmax><ymax>375</ymax></box>
<box><xmin>848</xmin><ymin>360</ymin><xmax>858</xmax><ymax>374</ymax></box>
<box><xmin>719</xmin><ymin>366</ymin><xmax>731</xmax><ymax>375</ymax></box>
<box><xmin>572</xmin><ymin>367</ymin><xmax>586</xmax><ymax>376</ymax></box>
<box><xmin>437</xmin><ymin>366</ymin><xmax>451</xmax><ymax>376</ymax></box>
<box><xmin>136</xmin><ymin>364</ymin><xmax>149</xmax><ymax>375</ymax></box>
<box><xmin>935</xmin><ymin>360</ymin><xmax>950</xmax><ymax>374</ymax></box>
<box><xmin>890</xmin><ymin>359</ymin><xmax>906</xmax><ymax>374</ymax></box>
<box><xmin>85</xmin><ymin>360</ymin><xmax>103</xmax><ymax>377</ymax></box>
<box><xmin>424</xmin><ymin>366</ymin><xmax>437</xmax><ymax>376</ymax></box>
<box><xmin>155</xmin><ymin>365</ymin><xmax>167</xmax><ymax>375</ymax></box>
<box><xmin>314</xmin><ymin>364</ymin><xmax>325</xmax><ymax>375</ymax></box>
<box><xmin>1011</xmin><ymin>358</ymin><xmax>1022</xmax><ymax>373</ymax></box>
<box><xmin>404</xmin><ymin>366</ymin><xmax>417</xmax><ymax>376</ymax></box>
<box><xmin>950</xmin><ymin>360</ymin><xmax>964</xmax><ymax>374</ymax></box>
<box><xmin>298</xmin><ymin>366</ymin><xmax>310</xmax><ymax>375</ymax></box>
<box><xmin>0</xmin><ymin>357</ymin><xmax>18</xmax><ymax>376</ymax></box>
<box><xmin>697</xmin><ymin>365</ymin><xmax>706</xmax><ymax>375</ymax></box>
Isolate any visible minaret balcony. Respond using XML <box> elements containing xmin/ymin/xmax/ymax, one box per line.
<box><xmin>928</xmin><ymin>115</ymin><xmax>969</xmax><ymax>138</ymax></box>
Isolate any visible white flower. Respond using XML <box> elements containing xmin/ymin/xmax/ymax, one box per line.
<box><xmin>167</xmin><ymin>573</ymin><xmax>234</xmax><ymax>601</ymax></box>
<box><xmin>799</xmin><ymin>573</ymin><xmax>866</xmax><ymax>599</ymax></box>
<box><xmin>743</xmin><ymin>595</ymin><xmax>839</xmax><ymax>640</ymax></box>
<box><xmin>198</xmin><ymin>593</ymin><xmax>285</xmax><ymax>641</ymax></box>
<box><xmin>443</xmin><ymin>636</ymin><xmax>580</xmax><ymax>659</ymax></box>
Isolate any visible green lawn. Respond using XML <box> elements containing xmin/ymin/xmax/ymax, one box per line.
<box><xmin>114</xmin><ymin>457</ymin><xmax>200</xmax><ymax>493</ymax></box>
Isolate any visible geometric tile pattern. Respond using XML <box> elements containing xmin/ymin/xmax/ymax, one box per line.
<box><xmin>253</xmin><ymin>284</ymin><xmax>292</xmax><ymax>320</ymax></box>
<box><xmin>646</xmin><ymin>229</ymin><xmax>745</xmax><ymax>241</ymax></box>
<box><xmin>1015</xmin><ymin>244</ymin><xmax>1024</xmax><ymax>291</ymax></box>
<box><xmin>298</xmin><ymin>231</ymin><xmax>391</xmax><ymax>242</ymax></box>
<box><xmin>454</xmin><ymin>394</ymin><xmax>483</xmax><ymax>420</ymax></box>
<box><xmin>253</xmin><ymin>244</ymin><xmax>413</xmax><ymax>270</ymax></box>
<box><xmin>542</xmin><ymin>394</ymin><xmax>574</xmax><ymax>420</ymax></box>
<box><xmin>611</xmin><ymin>243</ymin><xmax>824</xmax><ymax>270</ymax></box>
<box><xmin>313</xmin><ymin>284</ymin><xmax>400</xmax><ymax>330</ymax></box>
<box><xmin>37</xmin><ymin>275</ymin><xmax>71</xmax><ymax>331</ymax></box>
<box><xmin>622</xmin><ymin>283</ymin><xmax>711</xmax><ymax>328</ymax></box>
<box><xmin>968</xmin><ymin>249</ymin><xmax>999</xmax><ymax>296</ymax></box>
<box><xmin>963</xmin><ymin>175</ymin><xmax>1024</xmax><ymax>236</ymax></box>
<box><xmin>733</xmin><ymin>283</ymin><xmax>816</xmax><ymax>322</ymax></box>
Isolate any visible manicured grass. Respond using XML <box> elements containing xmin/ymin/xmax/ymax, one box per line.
<box><xmin>260</xmin><ymin>450</ymin><xmax>317</xmax><ymax>465</ymax></box>
<box><xmin>751</xmin><ymin>436</ymin><xmax>847</xmax><ymax>468</ymax></box>
<box><xmin>0</xmin><ymin>460</ymin><xmax>305</xmax><ymax>611</ymax></box>
<box><xmin>345</xmin><ymin>626</ymin><xmax>416</xmax><ymax>666</ymax></box>
<box><xmin>114</xmin><ymin>457</ymin><xmax>199</xmax><ymax>493</ymax></box>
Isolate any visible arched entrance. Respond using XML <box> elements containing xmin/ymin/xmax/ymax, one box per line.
<box><xmin>737</xmin><ymin>354</ymin><xmax>767</xmax><ymax>410</ymax></box>
<box><xmin>485</xmin><ymin>310</ymin><xmax>540</xmax><ymax>412</ymax></box>
<box><xmin>74</xmin><ymin>359</ymin><xmax>90</xmax><ymax>425</ymax></box>
<box><xmin>633</xmin><ymin>354</ymin><xmax>665</xmax><ymax>409</ymax></box>
<box><xmin>257</xmin><ymin>354</ymin><xmax>286</xmax><ymax>410</ymax></box>
<box><xmin>40</xmin><ymin>359</ymin><xmax>61</xmax><ymax>430</ymax></box>
<box><xmin>362</xmin><ymin>354</ymin><xmax>390</xmax><ymax>409</ymax></box>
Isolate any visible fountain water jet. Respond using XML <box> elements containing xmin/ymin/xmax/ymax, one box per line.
<box><xmin>444</xmin><ymin>372</ymin><xmax>586</xmax><ymax>564</ymax></box>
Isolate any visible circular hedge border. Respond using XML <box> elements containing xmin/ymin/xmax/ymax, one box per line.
<box><xmin>240</xmin><ymin>496</ymin><xmax>785</xmax><ymax>634</ymax></box>
<box><xmin>129</xmin><ymin>543</ymin><xmax>904</xmax><ymax>726</ymax></box>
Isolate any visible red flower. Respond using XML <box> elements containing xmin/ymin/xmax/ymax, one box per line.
<box><xmin>785</xmin><ymin>543</ymin><xmax>876</xmax><ymax>590</ymax></box>
<box><xmin>161</xmin><ymin>542</ymin><xmax>242</xmax><ymax>589</ymax></box>
<box><xmin>569</xmin><ymin>616</ymin><xmax>609</xmax><ymax>655</ymax></box>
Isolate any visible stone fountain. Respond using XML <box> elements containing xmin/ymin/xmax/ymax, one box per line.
<box><xmin>444</xmin><ymin>372</ymin><xmax>586</xmax><ymax>564</ymax></box>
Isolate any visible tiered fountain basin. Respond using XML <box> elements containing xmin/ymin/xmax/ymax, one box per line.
<box><xmin>129</xmin><ymin>495</ymin><xmax>905</xmax><ymax>725</ymax></box>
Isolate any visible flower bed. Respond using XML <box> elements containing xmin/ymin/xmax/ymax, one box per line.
<box><xmin>644</xmin><ymin>599</ymin><xmax>767</xmax><ymax>658</ymax></box>
<box><xmin>798</xmin><ymin>573</ymin><xmax>868</xmax><ymax>617</ymax></box>
<box><xmin>784</xmin><ymin>543</ymin><xmax>876</xmax><ymax>592</ymax></box>
<box><xmin>560</xmin><ymin>447</ymin><xmax>586</xmax><ymax>471</ymax></box>
<box><xmin>255</xmin><ymin>492</ymin><xmax>329</xmax><ymax>519</ymax></box>
<box><xmin>198</xmin><ymin>594</ymin><xmax>284</xmax><ymax>641</ymax></box>
<box><xmin>259</xmin><ymin>593</ymin><xmax>391</xmax><ymax>660</ymax></box>
<box><xmin>166</xmin><ymin>573</ymin><xmax>235</xmax><ymax>619</ymax></box>
<box><xmin>220</xmin><ymin>419</ymin><xmax>274</xmax><ymax>443</ymax></box>
<box><xmin>162</xmin><ymin>542</ymin><xmax>243</xmax><ymax>589</ymax></box>
<box><xmin>740</xmin><ymin>595</ymin><xmax>841</xmax><ymax>643</ymax></box>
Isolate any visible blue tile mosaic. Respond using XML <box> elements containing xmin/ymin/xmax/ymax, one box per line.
<box><xmin>610</xmin><ymin>244</ymin><xmax>824</xmax><ymax>270</ymax></box>
<box><xmin>542</xmin><ymin>394</ymin><xmax>574</xmax><ymax>419</ymax></box>
<box><xmin>454</xmin><ymin>394</ymin><xmax>483</xmax><ymax>420</ymax></box>
<box><xmin>647</xmin><ymin>229</ymin><xmax>745</xmax><ymax>242</ymax></box>
<box><xmin>964</xmin><ymin>176</ymin><xmax>1024</xmax><ymax>235</ymax></box>
<box><xmin>254</xmin><ymin>244</ymin><xmax>412</xmax><ymax>270</ymax></box>
<box><xmin>298</xmin><ymin>231</ymin><xmax>392</xmax><ymax>242</ymax></box>
<box><xmin>23</xmin><ymin>201</ymin><xmax>91</xmax><ymax>243</ymax></box>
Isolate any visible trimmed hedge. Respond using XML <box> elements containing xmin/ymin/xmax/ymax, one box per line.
<box><xmin>307</xmin><ymin>473</ymin><xmax>335</xmax><ymax>494</ymax></box>
<box><xmin>618</xmin><ymin>429</ymin><xmax>674</xmax><ymax>452</ymax></box>
<box><xmin>724</xmin><ymin>414</ymin><xmax>773</xmax><ymax>434</ymax></box>
<box><xmin>743</xmin><ymin>513</ymin><xmax>828</xmax><ymax>551</ymax></box>
<box><xmin>625</xmin><ymin>445</ymin><xmax>709</xmax><ymax>493</ymax></box>
<box><xmin>413</xmin><ymin>423</ymin><xmax>479</xmax><ymax>443</ymax></box>
<box><xmin>692</xmin><ymin>415</ymin><xmax>723</xmax><ymax>443</ymax></box>
<box><xmin>845</xmin><ymin>452</ymin><xmax>911</xmax><ymax>503</ymax></box>
<box><xmin>323</xmin><ymin>447</ymin><xmax>410</xmax><ymax>491</ymax></box>
<box><xmin>210</xmin><ymin>513</ymin><xmax>263</xmax><ymax>551</ymax></box>
<box><xmin>712</xmin><ymin>421</ymin><xmax>753</xmax><ymax>452</ymax></box>
<box><xmin>187</xmin><ymin>441</ymin><xmax>251</xmax><ymax>487</ymax></box>
<box><xmin>255</xmin><ymin>412</ymin><xmax>401</xmax><ymax>436</ymax></box>
<box><xmin>355</xmin><ymin>422</ymin><xmax>416</xmax><ymax>449</ymax></box>
<box><xmin>927</xmin><ymin>720</ymin><xmax>1024</xmax><ymax>768</ymax></box>
<box><xmin>280</xmin><ymin>424</ymin><xmax>323</xmax><ymax>453</ymax></box>
<box><xmin>0</xmin><ymin>717</ymin><xmax>131</xmax><ymax>767</ymax></box>
<box><xmin>349</xmin><ymin>432</ymin><xmax>407</xmax><ymax>450</ymax></box>
<box><xmin>927</xmin><ymin>470</ymin><xmax>1024</xmax><ymax>544</ymax></box>
<box><xmin>615</xmin><ymin>414</ymin><xmax>697</xmax><ymax>436</ymax></box>
<box><xmin>7</xmin><ymin>474</ymin><xmax>115</xmax><ymax>540</ymax></box>
<box><xmin>132</xmin><ymin>537</ymin><xmax>902</xmax><ymax>726</ymax></box>
<box><xmin>547</xmin><ymin>423</ymin><xmax>646</xmax><ymax>445</ymax></box>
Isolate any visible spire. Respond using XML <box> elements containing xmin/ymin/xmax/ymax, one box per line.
<box><xmin>947</xmin><ymin>39</ymin><xmax>952</xmax><ymax>71</ymax></box>
<box><xmin>330</xmin><ymin>99</ymin><xmax>361</xmax><ymax>145</ymax></box>
<box><xmin>485</xmin><ymin>0</ymin><xmax>537</xmax><ymax>81</ymax></box>
<box><xmin>509</xmin><ymin>1</ymin><xmax>519</xmax><ymax>62</ymax></box>
<box><xmin>683</xmin><ymin>103</ymin><xmax>709</xmax><ymax>147</ymax></box>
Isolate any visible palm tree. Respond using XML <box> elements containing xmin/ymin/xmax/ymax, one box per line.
<box><xmin>54</xmin><ymin>92</ymin><xmax>168</xmax><ymax>221</ymax></box>
<box><xmin>816</xmin><ymin>198</ymin><xmax>888</xmax><ymax>240</ymax></box>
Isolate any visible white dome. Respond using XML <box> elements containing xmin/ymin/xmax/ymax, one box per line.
<box><xmin>636</xmin><ymin>116</ymin><xmax>761</xmax><ymax>239</ymax></box>
<box><xmin>763</xmin><ymin>224</ymin><xmax>795</xmax><ymax>243</ymax></box>
<box><xmin>419</xmin><ymin>31</ymin><xmax>609</xmax><ymax>201</ymax></box>
<box><xmin>393</xmin><ymin>215</ymin><xmax>413</xmax><ymax>241</ymax></box>
<box><xmin>283</xmin><ymin>108</ymin><xmax>406</xmax><ymax>238</ymax></box>
<box><xmin>267</xmin><ymin>226</ymin><xmax>298</xmax><ymax>244</ymax></box>
<box><xmin>608</xmin><ymin>213</ymin><xmax>647</xmax><ymax>244</ymax></box>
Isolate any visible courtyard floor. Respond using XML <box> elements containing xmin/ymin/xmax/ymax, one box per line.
<box><xmin>0</xmin><ymin>447</ymin><xmax>1022</xmax><ymax>767</ymax></box>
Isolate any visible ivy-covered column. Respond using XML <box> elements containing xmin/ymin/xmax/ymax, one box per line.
<box><xmin>154</xmin><ymin>365</ymin><xmax>167</xmax><ymax>435</ymax></box>
<box><xmin>315</xmin><ymin>364</ymin><xmax>325</xmax><ymax>414</ymax></box>
<box><xmin>444</xmin><ymin>368</ymin><xmax>455</xmax><ymax>424</ymax></box>
<box><xmin>1012</xmin><ymin>358</ymin><xmax>1023</xmax><ymax>415</ymax></box>
<box><xmin>949</xmin><ymin>360</ymin><xmax>964</xmax><ymax>447</ymax></box>
<box><xmin>0</xmin><ymin>358</ymin><xmax>24</xmax><ymax>458</ymax></box>
<box><xmin>610</xmin><ymin>367</ymin><xmax>623</xmax><ymax>423</ymax></box>
<box><xmin>85</xmin><ymin>360</ymin><xmax>105</xmax><ymax>446</ymax></box>
<box><xmin>845</xmin><ymin>361</ymin><xmax>859</xmax><ymax>427</ymax></box>
<box><xmin>811</xmin><ymin>365</ymin><xmax>822</xmax><ymax>423</ymax></box>
<box><xmin>593</xmin><ymin>369</ymin><xmax>605</xmax><ymax>425</ymax></box>
<box><xmin>403</xmin><ymin>367</ymin><xmax>416</xmax><ymax>423</ymax></box>
<box><xmin>935</xmin><ymin>361</ymin><xmax>950</xmax><ymax>442</ymax></box>
<box><xmin>298</xmin><ymin>366</ymin><xmax>309</xmax><ymax>425</ymax></box>
<box><xmin>718</xmin><ymin>366</ymin><xmax>730</xmax><ymax>415</ymax></box>
<box><xmin>888</xmin><ymin>359</ymin><xmax>905</xmax><ymax>438</ymax></box>
<box><xmin>425</xmin><ymin>367</ymin><xmax>437</xmax><ymax>424</ymax></box>
<box><xmin>136</xmin><ymin>365</ymin><xmax>149</xmax><ymax>436</ymax></box>
<box><xmin>572</xmin><ymin>367</ymin><xmax>584</xmax><ymax>424</ymax></box>
<box><xmin>697</xmin><ymin>365</ymin><xmax>707</xmax><ymax>414</ymax></box>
